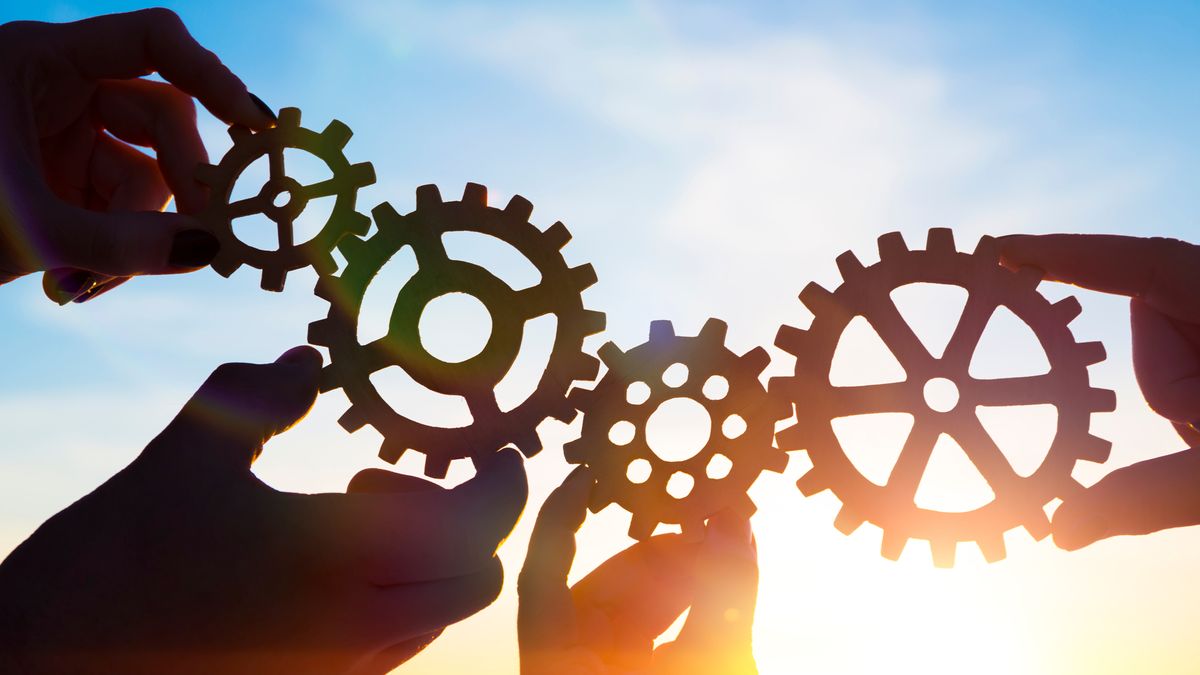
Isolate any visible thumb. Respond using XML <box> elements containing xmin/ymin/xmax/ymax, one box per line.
<box><xmin>1053</xmin><ymin>449</ymin><xmax>1200</xmax><ymax>550</ymax></box>
<box><xmin>143</xmin><ymin>346</ymin><xmax>322</xmax><ymax>474</ymax></box>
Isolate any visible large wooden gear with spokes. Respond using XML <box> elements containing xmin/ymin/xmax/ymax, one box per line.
<box><xmin>195</xmin><ymin>107</ymin><xmax>375</xmax><ymax>291</ymax></box>
<box><xmin>769</xmin><ymin>228</ymin><xmax>1116</xmax><ymax>567</ymax></box>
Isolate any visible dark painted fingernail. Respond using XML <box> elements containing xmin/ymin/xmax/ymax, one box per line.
<box><xmin>168</xmin><ymin>230</ymin><xmax>220</xmax><ymax>269</ymax></box>
<box><xmin>44</xmin><ymin>269</ymin><xmax>98</xmax><ymax>305</ymax></box>
<box><xmin>249</xmin><ymin>93</ymin><xmax>277</xmax><ymax>123</ymax></box>
<box><xmin>73</xmin><ymin>277</ymin><xmax>127</xmax><ymax>304</ymax></box>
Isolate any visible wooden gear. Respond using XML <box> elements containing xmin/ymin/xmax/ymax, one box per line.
<box><xmin>769</xmin><ymin>228</ymin><xmax>1116</xmax><ymax>567</ymax></box>
<box><xmin>195</xmin><ymin>107</ymin><xmax>375</xmax><ymax>291</ymax></box>
<box><xmin>566</xmin><ymin>318</ymin><xmax>790</xmax><ymax>541</ymax></box>
<box><xmin>308</xmin><ymin>183</ymin><xmax>606</xmax><ymax>478</ymax></box>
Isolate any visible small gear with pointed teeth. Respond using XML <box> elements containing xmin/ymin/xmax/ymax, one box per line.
<box><xmin>769</xmin><ymin>228</ymin><xmax>1115</xmax><ymax>568</ymax></box>
<box><xmin>565</xmin><ymin>318</ymin><xmax>790</xmax><ymax>541</ymax></box>
<box><xmin>309</xmin><ymin>183</ymin><xmax>606</xmax><ymax>478</ymax></box>
<box><xmin>195</xmin><ymin>107</ymin><xmax>375</xmax><ymax>291</ymax></box>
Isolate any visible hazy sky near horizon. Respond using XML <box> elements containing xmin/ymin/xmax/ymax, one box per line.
<box><xmin>1</xmin><ymin>1</ymin><xmax>1199</xmax><ymax>673</ymax></box>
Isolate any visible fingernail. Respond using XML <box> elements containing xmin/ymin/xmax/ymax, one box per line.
<box><xmin>249</xmin><ymin>93</ymin><xmax>277</xmax><ymax>123</ymax></box>
<box><xmin>169</xmin><ymin>230</ymin><xmax>220</xmax><ymax>269</ymax></box>
<box><xmin>44</xmin><ymin>269</ymin><xmax>98</xmax><ymax>305</ymax></box>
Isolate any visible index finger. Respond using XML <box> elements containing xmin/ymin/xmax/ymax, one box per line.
<box><xmin>53</xmin><ymin>8</ymin><xmax>273</xmax><ymax>128</ymax></box>
<box><xmin>998</xmin><ymin>234</ymin><xmax>1200</xmax><ymax>323</ymax></box>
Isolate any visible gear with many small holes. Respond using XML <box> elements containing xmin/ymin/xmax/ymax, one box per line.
<box><xmin>768</xmin><ymin>228</ymin><xmax>1115</xmax><ymax>568</ymax></box>
<box><xmin>195</xmin><ymin>107</ymin><xmax>375</xmax><ymax>291</ymax></box>
<box><xmin>565</xmin><ymin>318</ymin><xmax>790</xmax><ymax>541</ymax></box>
<box><xmin>309</xmin><ymin>183</ymin><xmax>606</xmax><ymax>478</ymax></box>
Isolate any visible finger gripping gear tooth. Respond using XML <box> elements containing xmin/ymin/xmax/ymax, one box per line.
<box><xmin>312</xmin><ymin>183</ymin><xmax>604</xmax><ymax>477</ymax></box>
<box><xmin>564</xmin><ymin>319</ymin><xmax>788</xmax><ymax>541</ymax></box>
<box><xmin>775</xmin><ymin>227</ymin><xmax>1113</xmax><ymax>567</ymax></box>
<box><xmin>197</xmin><ymin>107</ymin><xmax>375</xmax><ymax>292</ymax></box>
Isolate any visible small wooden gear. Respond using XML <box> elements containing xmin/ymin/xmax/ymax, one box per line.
<box><xmin>566</xmin><ymin>319</ymin><xmax>790</xmax><ymax>541</ymax></box>
<box><xmin>195</xmin><ymin>107</ymin><xmax>375</xmax><ymax>291</ymax></box>
<box><xmin>769</xmin><ymin>228</ymin><xmax>1116</xmax><ymax>567</ymax></box>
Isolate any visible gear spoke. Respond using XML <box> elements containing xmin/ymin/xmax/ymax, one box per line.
<box><xmin>268</xmin><ymin>147</ymin><xmax>285</xmax><ymax>181</ymax></box>
<box><xmin>941</xmin><ymin>291</ymin><xmax>999</xmax><ymax>367</ymax></box>
<box><xmin>362</xmin><ymin>337</ymin><xmax>404</xmax><ymax>374</ymax></box>
<box><xmin>409</xmin><ymin>227</ymin><xmax>450</xmax><ymax>266</ymax></box>
<box><xmin>863</xmin><ymin>297</ymin><xmax>932</xmax><ymax>369</ymax></box>
<box><xmin>514</xmin><ymin>283</ymin><xmax>556</xmax><ymax>319</ymax></box>
<box><xmin>228</xmin><ymin>196</ymin><xmax>266</xmax><ymax>218</ymax></box>
<box><xmin>952</xmin><ymin>415</ymin><xmax>1020</xmax><ymax>492</ymax></box>
<box><xmin>886</xmin><ymin>420</ymin><xmax>939</xmax><ymax>500</ymax></box>
<box><xmin>971</xmin><ymin>374</ymin><xmax>1058</xmax><ymax>406</ymax></box>
<box><xmin>829</xmin><ymin>381</ymin><xmax>914</xmax><ymax>416</ymax></box>
<box><xmin>299</xmin><ymin>178</ymin><xmax>340</xmax><ymax>200</ymax></box>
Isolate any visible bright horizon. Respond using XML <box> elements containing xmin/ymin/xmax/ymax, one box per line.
<box><xmin>2</xmin><ymin>2</ymin><xmax>1199</xmax><ymax>673</ymax></box>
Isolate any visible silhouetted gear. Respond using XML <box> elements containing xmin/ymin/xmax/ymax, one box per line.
<box><xmin>195</xmin><ymin>107</ymin><xmax>375</xmax><ymax>291</ymax></box>
<box><xmin>770</xmin><ymin>228</ymin><xmax>1115</xmax><ymax>567</ymax></box>
<box><xmin>309</xmin><ymin>183</ymin><xmax>605</xmax><ymax>478</ymax></box>
<box><xmin>566</xmin><ymin>319</ymin><xmax>790</xmax><ymax>541</ymax></box>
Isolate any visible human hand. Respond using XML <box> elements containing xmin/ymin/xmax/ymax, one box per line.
<box><xmin>999</xmin><ymin>234</ymin><xmax>1200</xmax><ymax>550</ymax></box>
<box><xmin>0</xmin><ymin>8</ymin><xmax>275</xmax><ymax>303</ymax></box>
<box><xmin>0</xmin><ymin>346</ymin><xmax>528</xmax><ymax>675</ymax></box>
<box><xmin>517</xmin><ymin>469</ymin><xmax>758</xmax><ymax>675</ymax></box>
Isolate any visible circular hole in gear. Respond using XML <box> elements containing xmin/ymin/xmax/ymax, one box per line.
<box><xmin>706</xmin><ymin>453</ymin><xmax>733</xmax><ymax>479</ymax></box>
<box><xmin>419</xmin><ymin>293</ymin><xmax>493</xmax><ymax>364</ymax></box>
<box><xmin>626</xmin><ymin>458</ymin><xmax>652</xmax><ymax>484</ymax></box>
<box><xmin>645</xmin><ymin>397</ymin><xmax>711</xmax><ymax>462</ymax></box>
<box><xmin>609</xmin><ymin>421</ymin><xmax>636</xmax><ymax>446</ymax></box>
<box><xmin>272</xmin><ymin>189</ymin><xmax>292</xmax><ymax>208</ymax></box>
<box><xmin>662</xmin><ymin>363</ymin><xmax>689</xmax><ymax>388</ymax></box>
<box><xmin>923</xmin><ymin>377</ymin><xmax>960</xmax><ymax>413</ymax></box>
<box><xmin>702</xmin><ymin>375</ymin><xmax>729</xmax><ymax>400</ymax></box>
<box><xmin>626</xmin><ymin>381</ymin><xmax>652</xmax><ymax>405</ymax></box>
<box><xmin>722</xmin><ymin>414</ymin><xmax>747</xmax><ymax>440</ymax></box>
<box><xmin>666</xmin><ymin>472</ymin><xmax>695</xmax><ymax>499</ymax></box>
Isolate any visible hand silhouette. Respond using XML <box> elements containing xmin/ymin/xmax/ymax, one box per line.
<box><xmin>0</xmin><ymin>9</ymin><xmax>275</xmax><ymax>303</ymax></box>
<box><xmin>518</xmin><ymin>469</ymin><xmax>759</xmax><ymax>675</ymax></box>
<box><xmin>999</xmin><ymin>234</ymin><xmax>1200</xmax><ymax>550</ymax></box>
<box><xmin>0</xmin><ymin>346</ymin><xmax>528</xmax><ymax>674</ymax></box>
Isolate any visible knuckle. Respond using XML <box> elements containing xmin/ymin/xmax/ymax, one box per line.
<box><xmin>140</xmin><ymin>7</ymin><xmax>186</xmax><ymax>33</ymax></box>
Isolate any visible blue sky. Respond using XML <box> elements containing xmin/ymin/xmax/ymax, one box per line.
<box><xmin>2</xmin><ymin>2</ymin><xmax>1199</xmax><ymax>673</ymax></box>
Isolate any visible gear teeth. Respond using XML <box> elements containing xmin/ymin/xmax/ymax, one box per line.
<box><xmin>318</xmin><ymin>364</ymin><xmax>341</xmax><ymax>393</ymax></box>
<box><xmin>930</xmin><ymin>539</ymin><xmax>957</xmax><ymax>569</ymax></box>
<box><xmin>227</xmin><ymin>125</ymin><xmax>253</xmax><ymax>142</ymax></box>
<box><xmin>1052</xmin><ymin>296</ymin><xmax>1083</xmax><ymax>323</ymax></box>
<box><xmin>926</xmin><ymin>227</ymin><xmax>957</xmax><ymax>254</ymax></box>
<box><xmin>730</xmin><ymin>493</ymin><xmax>759</xmax><ymax>519</ymax></box>
<box><xmin>194</xmin><ymin>162</ymin><xmax>222</xmax><ymax>187</ymax></box>
<box><xmin>512</xmin><ymin>429</ymin><xmax>544</xmax><ymax>457</ymax></box>
<box><xmin>795</xmin><ymin>468</ymin><xmax>828</xmax><ymax>496</ymax></box>
<box><xmin>346</xmin><ymin>211</ymin><xmax>371</xmax><ymax>237</ymax></box>
<box><xmin>1022</xmin><ymin>512</ymin><xmax>1052</xmax><ymax>541</ymax></box>
<box><xmin>424</xmin><ymin>454</ymin><xmax>452</xmax><ymax>479</ymax></box>
<box><xmin>313</xmin><ymin>276</ymin><xmax>339</xmax><ymax>302</ymax></box>
<box><xmin>543</xmin><ymin>221</ymin><xmax>572</xmax><ymax>250</ymax></box>
<box><xmin>210</xmin><ymin>254</ymin><xmax>241</xmax><ymax>278</ymax></box>
<box><xmin>549</xmin><ymin>398</ymin><xmax>579</xmax><ymax>423</ymax></box>
<box><xmin>504</xmin><ymin>195</ymin><xmax>534</xmax><ymax>221</ymax></box>
<box><xmin>308</xmin><ymin>318</ymin><xmax>336</xmax><ymax>347</ymax></box>
<box><xmin>798</xmin><ymin>282</ymin><xmax>837</xmax><ymax>315</ymax></box>
<box><xmin>338</xmin><ymin>235</ymin><xmax>372</xmax><ymax>266</ymax></box>
<box><xmin>1014</xmin><ymin>265</ymin><xmax>1043</xmax><ymax>290</ymax></box>
<box><xmin>278</xmin><ymin>107</ymin><xmax>302</xmax><ymax>127</ymax></box>
<box><xmin>567</xmin><ymin>387</ymin><xmax>595</xmax><ymax>414</ymax></box>
<box><xmin>880</xmin><ymin>531</ymin><xmax>908</xmax><ymax>561</ymax></box>
<box><xmin>833</xmin><ymin>505</ymin><xmax>865</xmax><ymax>535</ymax></box>
<box><xmin>462</xmin><ymin>182</ymin><xmax>487</xmax><ymax>206</ymax></box>
<box><xmin>579</xmin><ymin>310</ymin><xmax>606</xmax><ymax>336</ymax></box>
<box><xmin>597</xmin><ymin>342</ymin><xmax>626</xmax><ymax>370</ymax></box>
<box><xmin>835</xmin><ymin>251</ymin><xmax>865</xmax><ymax>281</ymax></box>
<box><xmin>877</xmin><ymin>231</ymin><xmax>909</xmax><ymax>260</ymax></box>
<box><xmin>977</xmin><ymin>535</ymin><xmax>1007</xmax><ymax>563</ymax></box>
<box><xmin>338</xmin><ymin>405</ymin><xmax>369</xmax><ymax>432</ymax></box>
<box><xmin>378</xmin><ymin>438</ymin><xmax>409</xmax><ymax>464</ymax></box>
<box><xmin>312</xmin><ymin>251</ymin><xmax>337</xmax><ymax>276</ymax></box>
<box><xmin>973</xmin><ymin>235</ymin><xmax>1000</xmax><ymax>264</ymax></box>
<box><xmin>774</xmin><ymin>324</ymin><xmax>808</xmax><ymax>355</ymax></box>
<box><xmin>589</xmin><ymin>479</ymin><xmax>616</xmax><ymax>511</ymax></box>
<box><xmin>348</xmin><ymin>162</ymin><xmax>376</xmax><ymax>187</ymax></box>
<box><xmin>1087</xmin><ymin>387</ymin><xmax>1117</xmax><ymax>412</ymax></box>
<box><xmin>320</xmin><ymin>119</ymin><xmax>353</xmax><ymax>149</ymax></box>
<box><xmin>765</xmin><ymin>396</ymin><xmax>794</xmax><ymax>425</ymax></box>
<box><xmin>415</xmin><ymin>184</ymin><xmax>443</xmax><ymax>209</ymax></box>
<box><xmin>648</xmin><ymin>319</ymin><xmax>675</xmax><ymax>343</ymax></box>
<box><xmin>775</xmin><ymin>421</ymin><xmax>808</xmax><ymax>451</ymax></box>
<box><xmin>260</xmin><ymin>266</ymin><xmax>287</xmax><ymax>292</ymax></box>
<box><xmin>1076</xmin><ymin>434</ymin><xmax>1112</xmax><ymax>463</ymax></box>
<box><xmin>628</xmin><ymin>514</ymin><xmax>657</xmax><ymax>541</ymax></box>
<box><xmin>573</xmin><ymin>352</ymin><xmax>602</xmax><ymax>381</ymax></box>
<box><xmin>699</xmin><ymin>317</ymin><xmax>729</xmax><ymax>344</ymax></box>
<box><xmin>680</xmin><ymin>519</ymin><xmax>707</xmax><ymax>543</ymax></box>
<box><xmin>1077</xmin><ymin>341</ymin><xmax>1106</xmax><ymax>366</ymax></box>
<box><xmin>562</xmin><ymin>437</ymin><xmax>588</xmax><ymax>464</ymax></box>
<box><xmin>739</xmin><ymin>346</ymin><xmax>771</xmax><ymax>376</ymax></box>
<box><xmin>372</xmin><ymin>202</ymin><xmax>404</xmax><ymax>233</ymax></box>
<box><xmin>568</xmin><ymin>264</ymin><xmax>598</xmax><ymax>290</ymax></box>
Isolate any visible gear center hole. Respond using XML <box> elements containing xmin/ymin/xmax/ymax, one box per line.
<box><xmin>645</xmin><ymin>397</ymin><xmax>712</xmax><ymax>462</ymax></box>
<box><xmin>271</xmin><ymin>189</ymin><xmax>293</xmax><ymax>208</ymax></box>
<box><xmin>923</xmin><ymin>377</ymin><xmax>960</xmax><ymax>413</ymax></box>
<box><xmin>419</xmin><ymin>293</ymin><xmax>493</xmax><ymax>363</ymax></box>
